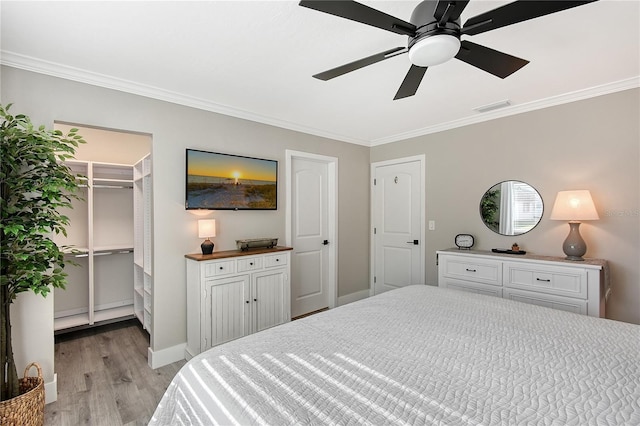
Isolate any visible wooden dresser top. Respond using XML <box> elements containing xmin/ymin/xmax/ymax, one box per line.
<box><xmin>185</xmin><ymin>246</ymin><xmax>292</xmax><ymax>261</ymax></box>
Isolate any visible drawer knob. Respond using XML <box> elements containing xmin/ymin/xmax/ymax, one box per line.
<box><xmin>246</xmin><ymin>300</ymin><xmax>249</xmax><ymax>304</ymax></box>
<box><xmin>250</xmin><ymin>262</ymin><xmax>253</xmax><ymax>266</ymax></box>
<box><xmin>219</xmin><ymin>267</ymin><xmax>224</xmax><ymax>270</ymax></box>
<box><xmin>466</xmin><ymin>268</ymin><xmax>477</xmax><ymax>272</ymax></box>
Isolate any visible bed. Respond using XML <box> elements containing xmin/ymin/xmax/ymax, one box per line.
<box><xmin>150</xmin><ymin>285</ymin><xmax>640</xmax><ymax>425</ymax></box>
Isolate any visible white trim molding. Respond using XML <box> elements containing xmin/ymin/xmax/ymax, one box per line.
<box><xmin>370</xmin><ymin>77</ymin><xmax>640</xmax><ymax>145</ymax></box>
<box><xmin>3</xmin><ymin>51</ymin><xmax>636</xmax><ymax>148</ymax></box>
<box><xmin>0</xmin><ymin>51</ymin><xmax>369</xmax><ymax>146</ymax></box>
<box><xmin>338</xmin><ymin>289</ymin><xmax>370</xmax><ymax>307</ymax></box>
<box><xmin>148</xmin><ymin>343</ymin><xmax>186</xmax><ymax>369</ymax></box>
<box><xmin>45</xmin><ymin>373</ymin><xmax>57</xmax><ymax>404</ymax></box>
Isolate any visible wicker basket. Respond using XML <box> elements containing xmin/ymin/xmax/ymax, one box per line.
<box><xmin>0</xmin><ymin>362</ymin><xmax>45</xmax><ymax>426</ymax></box>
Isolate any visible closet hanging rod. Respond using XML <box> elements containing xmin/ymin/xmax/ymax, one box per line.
<box><xmin>62</xmin><ymin>248</ymin><xmax>89</xmax><ymax>257</ymax></box>
<box><xmin>92</xmin><ymin>184</ymin><xmax>133</xmax><ymax>189</ymax></box>
<box><xmin>93</xmin><ymin>249</ymin><xmax>134</xmax><ymax>256</ymax></box>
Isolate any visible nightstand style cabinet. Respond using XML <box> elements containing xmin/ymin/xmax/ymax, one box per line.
<box><xmin>185</xmin><ymin>247</ymin><xmax>292</xmax><ymax>359</ymax></box>
<box><xmin>437</xmin><ymin>249</ymin><xmax>609</xmax><ymax>318</ymax></box>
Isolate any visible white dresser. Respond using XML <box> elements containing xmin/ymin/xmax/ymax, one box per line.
<box><xmin>437</xmin><ymin>249</ymin><xmax>609</xmax><ymax>317</ymax></box>
<box><xmin>185</xmin><ymin>246</ymin><xmax>292</xmax><ymax>359</ymax></box>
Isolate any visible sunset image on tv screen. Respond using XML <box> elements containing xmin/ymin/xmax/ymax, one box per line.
<box><xmin>186</xmin><ymin>150</ymin><xmax>277</xmax><ymax>210</ymax></box>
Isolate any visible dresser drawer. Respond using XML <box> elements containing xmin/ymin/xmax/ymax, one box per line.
<box><xmin>441</xmin><ymin>277</ymin><xmax>503</xmax><ymax>298</ymax></box>
<box><xmin>264</xmin><ymin>253</ymin><xmax>288</xmax><ymax>268</ymax></box>
<box><xmin>503</xmin><ymin>262</ymin><xmax>587</xmax><ymax>299</ymax></box>
<box><xmin>237</xmin><ymin>257</ymin><xmax>263</xmax><ymax>272</ymax></box>
<box><xmin>440</xmin><ymin>255</ymin><xmax>501</xmax><ymax>286</ymax></box>
<box><xmin>503</xmin><ymin>288</ymin><xmax>587</xmax><ymax>315</ymax></box>
<box><xmin>204</xmin><ymin>260</ymin><xmax>236</xmax><ymax>277</ymax></box>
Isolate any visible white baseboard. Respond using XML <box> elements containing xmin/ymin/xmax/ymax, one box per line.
<box><xmin>147</xmin><ymin>343</ymin><xmax>186</xmax><ymax>369</ymax></box>
<box><xmin>338</xmin><ymin>289</ymin><xmax>370</xmax><ymax>306</ymax></box>
<box><xmin>184</xmin><ymin>346</ymin><xmax>198</xmax><ymax>362</ymax></box>
<box><xmin>45</xmin><ymin>373</ymin><xmax>57</xmax><ymax>404</ymax></box>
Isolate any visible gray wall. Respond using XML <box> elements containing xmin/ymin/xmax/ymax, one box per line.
<box><xmin>371</xmin><ymin>88</ymin><xmax>640</xmax><ymax>325</ymax></box>
<box><xmin>2</xmin><ymin>67</ymin><xmax>370</xmax><ymax>377</ymax></box>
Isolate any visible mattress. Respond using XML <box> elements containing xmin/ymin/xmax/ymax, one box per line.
<box><xmin>150</xmin><ymin>285</ymin><xmax>640</xmax><ymax>425</ymax></box>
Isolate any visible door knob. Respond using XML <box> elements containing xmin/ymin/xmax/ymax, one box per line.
<box><xmin>322</xmin><ymin>240</ymin><xmax>329</xmax><ymax>245</ymax></box>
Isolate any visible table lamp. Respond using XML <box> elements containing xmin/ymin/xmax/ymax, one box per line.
<box><xmin>198</xmin><ymin>219</ymin><xmax>216</xmax><ymax>255</ymax></box>
<box><xmin>550</xmin><ymin>190</ymin><xmax>599</xmax><ymax>261</ymax></box>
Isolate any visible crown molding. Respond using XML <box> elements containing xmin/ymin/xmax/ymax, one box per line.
<box><xmin>2</xmin><ymin>51</ymin><xmax>637</xmax><ymax>148</ymax></box>
<box><xmin>370</xmin><ymin>76</ymin><xmax>640</xmax><ymax>146</ymax></box>
<box><xmin>0</xmin><ymin>51</ymin><xmax>369</xmax><ymax>146</ymax></box>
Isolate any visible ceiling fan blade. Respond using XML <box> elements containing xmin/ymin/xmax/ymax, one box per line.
<box><xmin>434</xmin><ymin>0</ymin><xmax>470</xmax><ymax>24</ymax></box>
<box><xmin>313</xmin><ymin>47</ymin><xmax>407</xmax><ymax>81</ymax></box>
<box><xmin>299</xmin><ymin>1</ymin><xmax>417</xmax><ymax>36</ymax></box>
<box><xmin>394</xmin><ymin>65</ymin><xmax>428</xmax><ymax>100</ymax></box>
<box><xmin>455</xmin><ymin>40</ymin><xmax>529</xmax><ymax>78</ymax></box>
<box><xmin>461</xmin><ymin>0</ymin><xmax>598</xmax><ymax>36</ymax></box>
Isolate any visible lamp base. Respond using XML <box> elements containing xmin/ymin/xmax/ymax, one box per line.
<box><xmin>564</xmin><ymin>255</ymin><xmax>585</xmax><ymax>261</ymax></box>
<box><xmin>201</xmin><ymin>238</ymin><xmax>214</xmax><ymax>255</ymax></box>
<box><xmin>562</xmin><ymin>221</ymin><xmax>586</xmax><ymax>261</ymax></box>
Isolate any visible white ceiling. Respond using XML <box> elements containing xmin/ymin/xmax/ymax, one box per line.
<box><xmin>1</xmin><ymin>1</ymin><xmax>639</xmax><ymax>146</ymax></box>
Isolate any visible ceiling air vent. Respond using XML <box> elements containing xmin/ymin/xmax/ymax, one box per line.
<box><xmin>474</xmin><ymin>99</ymin><xmax>512</xmax><ymax>113</ymax></box>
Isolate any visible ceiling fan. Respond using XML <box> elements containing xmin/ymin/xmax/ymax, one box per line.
<box><xmin>299</xmin><ymin>0</ymin><xmax>598</xmax><ymax>100</ymax></box>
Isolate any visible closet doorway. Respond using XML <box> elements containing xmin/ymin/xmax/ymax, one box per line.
<box><xmin>371</xmin><ymin>155</ymin><xmax>425</xmax><ymax>295</ymax></box>
<box><xmin>52</xmin><ymin>123</ymin><xmax>151</xmax><ymax>339</ymax></box>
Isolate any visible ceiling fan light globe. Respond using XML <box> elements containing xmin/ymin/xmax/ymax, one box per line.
<box><xmin>408</xmin><ymin>34</ymin><xmax>461</xmax><ymax>67</ymax></box>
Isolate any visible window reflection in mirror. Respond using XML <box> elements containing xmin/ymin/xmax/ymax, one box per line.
<box><xmin>480</xmin><ymin>180</ymin><xmax>543</xmax><ymax>236</ymax></box>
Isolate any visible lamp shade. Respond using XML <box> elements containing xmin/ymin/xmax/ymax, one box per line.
<box><xmin>550</xmin><ymin>190</ymin><xmax>599</xmax><ymax>221</ymax></box>
<box><xmin>198</xmin><ymin>219</ymin><xmax>216</xmax><ymax>238</ymax></box>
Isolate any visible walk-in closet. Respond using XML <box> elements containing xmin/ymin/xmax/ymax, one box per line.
<box><xmin>52</xmin><ymin>124</ymin><xmax>151</xmax><ymax>338</ymax></box>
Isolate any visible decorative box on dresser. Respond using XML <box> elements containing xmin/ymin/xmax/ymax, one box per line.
<box><xmin>185</xmin><ymin>246</ymin><xmax>292</xmax><ymax>359</ymax></box>
<box><xmin>437</xmin><ymin>249</ymin><xmax>609</xmax><ymax>317</ymax></box>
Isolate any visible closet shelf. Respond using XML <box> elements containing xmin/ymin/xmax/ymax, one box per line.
<box><xmin>63</xmin><ymin>247</ymin><xmax>89</xmax><ymax>256</ymax></box>
<box><xmin>94</xmin><ymin>245</ymin><xmax>134</xmax><ymax>253</ymax></box>
<box><xmin>63</xmin><ymin>247</ymin><xmax>133</xmax><ymax>257</ymax></box>
<box><xmin>54</xmin><ymin>313</ymin><xmax>89</xmax><ymax>331</ymax></box>
<box><xmin>93</xmin><ymin>305</ymin><xmax>134</xmax><ymax>323</ymax></box>
<box><xmin>133</xmin><ymin>153</ymin><xmax>153</xmax><ymax>336</ymax></box>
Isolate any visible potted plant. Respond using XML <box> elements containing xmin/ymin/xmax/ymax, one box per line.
<box><xmin>1</xmin><ymin>104</ymin><xmax>84</xmax><ymax>417</ymax></box>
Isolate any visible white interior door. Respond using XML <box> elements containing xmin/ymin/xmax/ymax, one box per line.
<box><xmin>286</xmin><ymin>151</ymin><xmax>337</xmax><ymax>318</ymax></box>
<box><xmin>372</xmin><ymin>156</ymin><xmax>425</xmax><ymax>295</ymax></box>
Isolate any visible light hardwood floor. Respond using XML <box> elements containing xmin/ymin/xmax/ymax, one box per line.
<box><xmin>45</xmin><ymin>320</ymin><xmax>185</xmax><ymax>426</ymax></box>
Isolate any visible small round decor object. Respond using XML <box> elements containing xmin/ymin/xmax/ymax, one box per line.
<box><xmin>455</xmin><ymin>234</ymin><xmax>475</xmax><ymax>250</ymax></box>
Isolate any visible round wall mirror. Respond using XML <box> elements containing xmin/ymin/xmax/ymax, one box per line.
<box><xmin>480</xmin><ymin>180</ymin><xmax>543</xmax><ymax>236</ymax></box>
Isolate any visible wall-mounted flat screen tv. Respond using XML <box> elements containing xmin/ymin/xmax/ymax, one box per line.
<box><xmin>186</xmin><ymin>149</ymin><xmax>278</xmax><ymax>210</ymax></box>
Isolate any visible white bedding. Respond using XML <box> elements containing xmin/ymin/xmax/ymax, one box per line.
<box><xmin>150</xmin><ymin>285</ymin><xmax>640</xmax><ymax>425</ymax></box>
